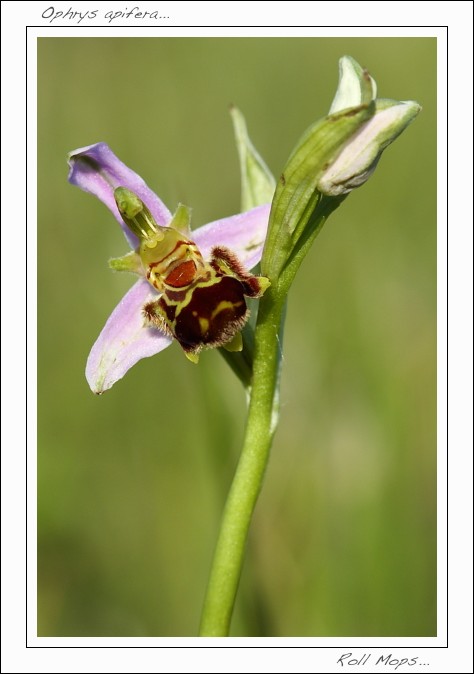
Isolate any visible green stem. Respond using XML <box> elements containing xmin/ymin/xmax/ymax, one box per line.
<box><xmin>199</xmin><ymin>203</ymin><xmax>334</xmax><ymax>636</ymax></box>
<box><xmin>199</xmin><ymin>286</ymin><xmax>284</xmax><ymax>636</ymax></box>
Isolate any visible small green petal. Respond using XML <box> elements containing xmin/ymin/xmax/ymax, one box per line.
<box><xmin>108</xmin><ymin>250</ymin><xmax>143</xmax><ymax>274</ymax></box>
<box><xmin>168</xmin><ymin>203</ymin><xmax>192</xmax><ymax>237</ymax></box>
<box><xmin>230</xmin><ymin>106</ymin><xmax>276</xmax><ymax>211</ymax></box>
<box><xmin>329</xmin><ymin>55</ymin><xmax>377</xmax><ymax>114</ymax></box>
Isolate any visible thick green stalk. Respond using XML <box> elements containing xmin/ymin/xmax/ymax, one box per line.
<box><xmin>199</xmin><ymin>286</ymin><xmax>284</xmax><ymax>636</ymax></box>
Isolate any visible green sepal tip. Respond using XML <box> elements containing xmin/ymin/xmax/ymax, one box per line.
<box><xmin>168</xmin><ymin>203</ymin><xmax>192</xmax><ymax>237</ymax></box>
<box><xmin>108</xmin><ymin>250</ymin><xmax>143</xmax><ymax>275</ymax></box>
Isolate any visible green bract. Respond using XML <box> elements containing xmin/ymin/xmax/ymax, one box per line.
<box><xmin>230</xmin><ymin>105</ymin><xmax>276</xmax><ymax>210</ymax></box>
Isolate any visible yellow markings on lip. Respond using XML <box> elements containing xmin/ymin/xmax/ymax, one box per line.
<box><xmin>172</xmin><ymin>275</ymin><xmax>219</xmax><ymax>316</ymax></box>
<box><xmin>198</xmin><ymin>317</ymin><xmax>210</xmax><ymax>335</ymax></box>
<box><xmin>211</xmin><ymin>300</ymin><xmax>243</xmax><ymax>321</ymax></box>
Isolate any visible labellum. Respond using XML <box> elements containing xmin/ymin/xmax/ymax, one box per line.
<box><xmin>115</xmin><ymin>188</ymin><xmax>270</xmax><ymax>362</ymax></box>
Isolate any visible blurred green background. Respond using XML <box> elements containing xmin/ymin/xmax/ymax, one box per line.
<box><xmin>38</xmin><ymin>37</ymin><xmax>436</xmax><ymax>637</ymax></box>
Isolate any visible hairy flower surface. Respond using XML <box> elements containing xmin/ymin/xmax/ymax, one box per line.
<box><xmin>68</xmin><ymin>143</ymin><xmax>270</xmax><ymax>393</ymax></box>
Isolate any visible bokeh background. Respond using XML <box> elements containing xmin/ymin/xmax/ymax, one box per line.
<box><xmin>38</xmin><ymin>37</ymin><xmax>437</xmax><ymax>637</ymax></box>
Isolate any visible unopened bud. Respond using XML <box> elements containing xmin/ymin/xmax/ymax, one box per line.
<box><xmin>318</xmin><ymin>99</ymin><xmax>421</xmax><ymax>196</ymax></box>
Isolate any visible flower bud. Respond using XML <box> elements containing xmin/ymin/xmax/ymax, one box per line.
<box><xmin>317</xmin><ymin>98</ymin><xmax>421</xmax><ymax>196</ymax></box>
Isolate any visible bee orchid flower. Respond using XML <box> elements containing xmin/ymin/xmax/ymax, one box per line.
<box><xmin>68</xmin><ymin>143</ymin><xmax>271</xmax><ymax>394</ymax></box>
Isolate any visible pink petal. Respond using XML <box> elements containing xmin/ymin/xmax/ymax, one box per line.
<box><xmin>86</xmin><ymin>279</ymin><xmax>172</xmax><ymax>394</ymax></box>
<box><xmin>68</xmin><ymin>142</ymin><xmax>172</xmax><ymax>248</ymax></box>
<box><xmin>193</xmin><ymin>203</ymin><xmax>271</xmax><ymax>270</ymax></box>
